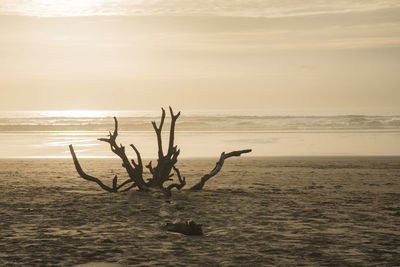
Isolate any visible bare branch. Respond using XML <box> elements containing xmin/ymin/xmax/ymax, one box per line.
<box><xmin>116</xmin><ymin>179</ymin><xmax>134</xmax><ymax>190</ymax></box>
<box><xmin>190</xmin><ymin>149</ymin><xmax>252</xmax><ymax>190</ymax></box>
<box><xmin>69</xmin><ymin>144</ymin><xmax>114</xmax><ymax>192</ymax></box>
<box><xmin>171</xmin><ymin>148</ymin><xmax>180</xmax><ymax>164</ymax></box>
<box><xmin>112</xmin><ymin>116</ymin><xmax>118</xmax><ymax>136</ymax></box>
<box><xmin>130</xmin><ymin>144</ymin><xmax>143</xmax><ymax>171</ymax></box>
<box><xmin>112</xmin><ymin>175</ymin><xmax>118</xmax><ymax>191</ymax></box>
<box><xmin>148</xmin><ymin>107</ymin><xmax>182</xmax><ymax>186</ymax></box>
<box><xmin>166</xmin><ymin>166</ymin><xmax>186</xmax><ymax>192</ymax></box>
<box><xmin>120</xmin><ymin>183</ymin><xmax>137</xmax><ymax>192</ymax></box>
<box><xmin>167</xmin><ymin>106</ymin><xmax>181</xmax><ymax>157</ymax></box>
<box><xmin>152</xmin><ymin>108</ymin><xmax>166</xmax><ymax>158</ymax></box>
<box><xmin>97</xmin><ymin>117</ymin><xmax>147</xmax><ymax>190</ymax></box>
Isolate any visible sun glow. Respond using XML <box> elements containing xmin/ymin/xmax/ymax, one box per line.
<box><xmin>5</xmin><ymin>0</ymin><xmax>119</xmax><ymax>17</ymax></box>
<box><xmin>39</xmin><ymin>110</ymin><xmax>113</xmax><ymax>118</ymax></box>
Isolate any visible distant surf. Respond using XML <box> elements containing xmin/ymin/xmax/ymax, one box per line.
<box><xmin>0</xmin><ymin>110</ymin><xmax>399</xmax><ymax>158</ymax></box>
<box><xmin>1</xmin><ymin>110</ymin><xmax>400</xmax><ymax>132</ymax></box>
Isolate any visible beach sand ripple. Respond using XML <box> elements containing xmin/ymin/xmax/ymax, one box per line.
<box><xmin>0</xmin><ymin>157</ymin><xmax>399</xmax><ymax>266</ymax></box>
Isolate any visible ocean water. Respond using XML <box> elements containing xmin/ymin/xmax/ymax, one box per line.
<box><xmin>0</xmin><ymin>110</ymin><xmax>399</xmax><ymax>158</ymax></box>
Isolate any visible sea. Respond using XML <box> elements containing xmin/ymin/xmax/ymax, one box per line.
<box><xmin>0</xmin><ymin>109</ymin><xmax>399</xmax><ymax>158</ymax></box>
<box><xmin>1</xmin><ymin>110</ymin><xmax>400</xmax><ymax>266</ymax></box>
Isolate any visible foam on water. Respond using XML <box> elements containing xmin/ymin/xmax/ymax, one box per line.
<box><xmin>1</xmin><ymin>110</ymin><xmax>400</xmax><ymax>132</ymax></box>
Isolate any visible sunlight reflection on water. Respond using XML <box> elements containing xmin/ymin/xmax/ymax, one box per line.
<box><xmin>1</xmin><ymin>110</ymin><xmax>400</xmax><ymax>158</ymax></box>
<box><xmin>38</xmin><ymin>110</ymin><xmax>113</xmax><ymax>118</ymax></box>
<box><xmin>0</xmin><ymin>130</ymin><xmax>399</xmax><ymax>158</ymax></box>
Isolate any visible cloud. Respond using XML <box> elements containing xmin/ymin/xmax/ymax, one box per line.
<box><xmin>0</xmin><ymin>0</ymin><xmax>400</xmax><ymax>17</ymax></box>
<box><xmin>1</xmin><ymin>6</ymin><xmax>400</xmax><ymax>54</ymax></box>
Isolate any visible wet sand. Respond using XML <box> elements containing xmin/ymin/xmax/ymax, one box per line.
<box><xmin>0</xmin><ymin>157</ymin><xmax>399</xmax><ymax>266</ymax></box>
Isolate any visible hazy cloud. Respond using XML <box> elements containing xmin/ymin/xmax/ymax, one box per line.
<box><xmin>0</xmin><ymin>0</ymin><xmax>399</xmax><ymax>110</ymax></box>
<box><xmin>0</xmin><ymin>0</ymin><xmax>399</xmax><ymax>17</ymax></box>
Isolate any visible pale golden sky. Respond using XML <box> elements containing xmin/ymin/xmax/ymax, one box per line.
<box><xmin>1</xmin><ymin>0</ymin><xmax>399</xmax><ymax>111</ymax></box>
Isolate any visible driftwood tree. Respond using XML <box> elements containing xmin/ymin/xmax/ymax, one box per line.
<box><xmin>69</xmin><ymin>107</ymin><xmax>251</xmax><ymax>196</ymax></box>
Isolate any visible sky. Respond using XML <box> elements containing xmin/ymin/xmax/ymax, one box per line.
<box><xmin>0</xmin><ymin>0</ymin><xmax>399</xmax><ymax>111</ymax></box>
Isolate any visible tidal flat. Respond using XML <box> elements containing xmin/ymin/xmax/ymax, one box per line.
<box><xmin>0</xmin><ymin>157</ymin><xmax>399</xmax><ymax>266</ymax></box>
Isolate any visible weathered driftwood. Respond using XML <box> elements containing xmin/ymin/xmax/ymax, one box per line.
<box><xmin>70</xmin><ymin>144</ymin><xmax>118</xmax><ymax>192</ymax></box>
<box><xmin>163</xmin><ymin>220</ymin><xmax>203</xmax><ymax>236</ymax></box>
<box><xmin>69</xmin><ymin>107</ymin><xmax>251</xmax><ymax>195</ymax></box>
<box><xmin>189</xmin><ymin>149</ymin><xmax>252</xmax><ymax>190</ymax></box>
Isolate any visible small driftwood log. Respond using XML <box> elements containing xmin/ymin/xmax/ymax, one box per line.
<box><xmin>69</xmin><ymin>107</ymin><xmax>251</xmax><ymax>195</ymax></box>
<box><xmin>163</xmin><ymin>220</ymin><xmax>203</xmax><ymax>235</ymax></box>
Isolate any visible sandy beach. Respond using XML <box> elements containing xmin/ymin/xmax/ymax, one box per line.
<box><xmin>0</xmin><ymin>156</ymin><xmax>399</xmax><ymax>266</ymax></box>
<box><xmin>2</xmin><ymin>0</ymin><xmax>400</xmax><ymax>265</ymax></box>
